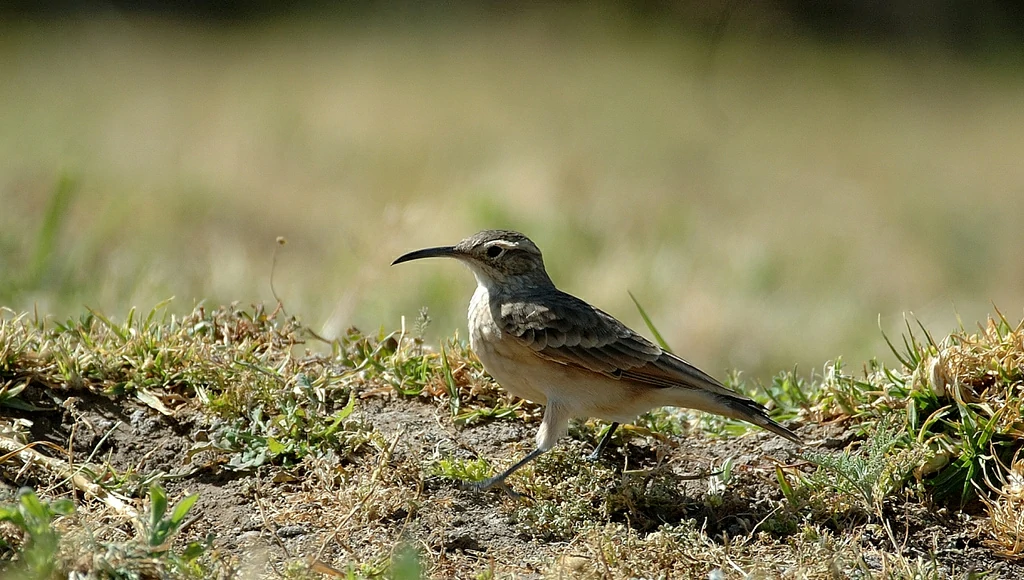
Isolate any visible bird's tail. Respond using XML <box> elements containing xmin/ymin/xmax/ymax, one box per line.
<box><xmin>715</xmin><ymin>393</ymin><xmax>803</xmax><ymax>444</ymax></box>
<box><xmin>665</xmin><ymin>387</ymin><xmax>803</xmax><ymax>444</ymax></box>
<box><xmin>637</xmin><ymin>354</ymin><xmax>803</xmax><ymax>444</ymax></box>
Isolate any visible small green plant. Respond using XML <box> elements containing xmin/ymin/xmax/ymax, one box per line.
<box><xmin>802</xmin><ymin>422</ymin><xmax>927</xmax><ymax>516</ymax></box>
<box><xmin>429</xmin><ymin>457</ymin><xmax>492</xmax><ymax>483</ymax></box>
<box><xmin>142</xmin><ymin>484</ymin><xmax>198</xmax><ymax>550</ymax></box>
<box><xmin>634</xmin><ymin>408</ymin><xmax>687</xmax><ymax>436</ymax></box>
<box><xmin>794</xmin><ymin>420</ymin><xmax>932</xmax><ymax>551</ymax></box>
<box><xmin>196</xmin><ymin>378</ymin><xmax>376</xmax><ymax>470</ymax></box>
<box><xmin>0</xmin><ymin>488</ymin><xmax>75</xmax><ymax>579</ymax></box>
<box><xmin>0</xmin><ymin>380</ymin><xmax>32</xmax><ymax>411</ymax></box>
<box><xmin>704</xmin><ymin>457</ymin><xmax>735</xmax><ymax>509</ymax></box>
<box><xmin>927</xmin><ymin>394</ymin><xmax>1004</xmax><ymax>503</ymax></box>
<box><xmin>135</xmin><ymin>484</ymin><xmax>211</xmax><ymax>577</ymax></box>
<box><xmin>414</xmin><ymin>307</ymin><xmax>432</xmax><ymax>338</ymax></box>
<box><xmin>753</xmin><ymin>367</ymin><xmax>812</xmax><ymax>421</ymax></box>
<box><xmin>454</xmin><ymin>399</ymin><xmax>524</xmax><ymax>425</ymax></box>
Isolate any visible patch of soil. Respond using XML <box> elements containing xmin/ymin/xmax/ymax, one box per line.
<box><xmin>3</xmin><ymin>383</ymin><xmax>1023</xmax><ymax>578</ymax></box>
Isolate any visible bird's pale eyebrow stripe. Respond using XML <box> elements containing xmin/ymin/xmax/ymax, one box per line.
<box><xmin>487</xmin><ymin>240</ymin><xmax>520</xmax><ymax>250</ymax></box>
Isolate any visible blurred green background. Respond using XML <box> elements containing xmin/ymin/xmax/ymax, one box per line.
<box><xmin>2</xmin><ymin>3</ymin><xmax>1023</xmax><ymax>382</ymax></box>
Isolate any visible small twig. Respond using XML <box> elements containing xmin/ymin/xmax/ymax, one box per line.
<box><xmin>254</xmin><ymin>487</ymin><xmax>292</xmax><ymax>560</ymax></box>
<box><xmin>372</xmin><ymin>427</ymin><xmax>404</xmax><ymax>485</ymax></box>
<box><xmin>0</xmin><ymin>435</ymin><xmax>138</xmax><ymax>519</ymax></box>
<box><xmin>432</xmin><ymin>407</ymin><xmax>484</xmax><ymax>460</ymax></box>
<box><xmin>270</xmin><ymin>236</ymin><xmax>288</xmax><ymax>318</ymax></box>
<box><xmin>726</xmin><ymin>555</ymin><xmax>748</xmax><ymax>576</ymax></box>
<box><xmin>308</xmin><ymin>560</ymin><xmax>348</xmax><ymax>578</ymax></box>
<box><xmin>596</xmin><ymin>536</ymin><xmax>612</xmax><ymax>578</ymax></box>
<box><xmin>746</xmin><ymin>504</ymin><xmax>783</xmax><ymax>538</ymax></box>
<box><xmin>82</xmin><ymin>420</ymin><xmax>124</xmax><ymax>466</ymax></box>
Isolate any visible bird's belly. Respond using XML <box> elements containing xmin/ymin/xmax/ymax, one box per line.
<box><xmin>471</xmin><ymin>335</ymin><xmax>661</xmax><ymax>422</ymax></box>
<box><xmin>470</xmin><ymin>331</ymin><xmax>550</xmax><ymax>404</ymax></box>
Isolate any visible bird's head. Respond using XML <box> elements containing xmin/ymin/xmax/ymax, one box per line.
<box><xmin>392</xmin><ymin>229</ymin><xmax>552</xmax><ymax>289</ymax></box>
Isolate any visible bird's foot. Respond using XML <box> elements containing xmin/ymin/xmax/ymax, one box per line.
<box><xmin>584</xmin><ymin>449</ymin><xmax>603</xmax><ymax>463</ymax></box>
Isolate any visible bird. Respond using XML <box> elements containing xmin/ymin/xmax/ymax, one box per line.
<box><xmin>392</xmin><ymin>229</ymin><xmax>802</xmax><ymax>492</ymax></box>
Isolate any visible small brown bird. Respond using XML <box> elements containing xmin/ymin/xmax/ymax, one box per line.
<box><xmin>393</xmin><ymin>229</ymin><xmax>801</xmax><ymax>491</ymax></box>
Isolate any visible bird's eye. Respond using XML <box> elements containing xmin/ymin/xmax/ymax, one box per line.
<box><xmin>486</xmin><ymin>246</ymin><xmax>503</xmax><ymax>258</ymax></box>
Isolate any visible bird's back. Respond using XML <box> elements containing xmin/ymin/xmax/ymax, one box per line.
<box><xmin>489</xmin><ymin>287</ymin><xmax>802</xmax><ymax>443</ymax></box>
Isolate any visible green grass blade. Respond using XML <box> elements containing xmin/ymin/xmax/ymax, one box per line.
<box><xmin>168</xmin><ymin>493</ymin><xmax>199</xmax><ymax>527</ymax></box>
<box><xmin>628</xmin><ymin>291</ymin><xmax>672</xmax><ymax>352</ymax></box>
<box><xmin>29</xmin><ymin>172</ymin><xmax>78</xmax><ymax>287</ymax></box>
<box><xmin>879</xmin><ymin>315</ymin><xmax>912</xmax><ymax>369</ymax></box>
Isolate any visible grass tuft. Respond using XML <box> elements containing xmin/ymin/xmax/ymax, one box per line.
<box><xmin>0</xmin><ymin>485</ymin><xmax>213</xmax><ymax>579</ymax></box>
<box><xmin>816</xmin><ymin>314</ymin><xmax>1024</xmax><ymax>505</ymax></box>
<box><xmin>428</xmin><ymin>457</ymin><xmax>491</xmax><ymax>483</ymax></box>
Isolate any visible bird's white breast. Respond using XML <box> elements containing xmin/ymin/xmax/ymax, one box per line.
<box><xmin>468</xmin><ymin>284</ymin><xmax>550</xmax><ymax>404</ymax></box>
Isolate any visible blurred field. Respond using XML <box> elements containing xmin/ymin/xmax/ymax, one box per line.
<box><xmin>2</xmin><ymin>9</ymin><xmax>1023</xmax><ymax>381</ymax></box>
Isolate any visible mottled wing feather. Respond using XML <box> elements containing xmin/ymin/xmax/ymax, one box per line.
<box><xmin>499</xmin><ymin>291</ymin><xmax>738</xmax><ymax>397</ymax></box>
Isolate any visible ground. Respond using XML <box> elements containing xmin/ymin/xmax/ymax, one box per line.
<box><xmin>1</xmin><ymin>304</ymin><xmax>1023</xmax><ymax>578</ymax></box>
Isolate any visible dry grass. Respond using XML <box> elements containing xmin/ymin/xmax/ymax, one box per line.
<box><xmin>983</xmin><ymin>455</ymin><xmax>1024</xmax><ymax>560</ymax></box>
<box><xmin>2</xmin><ymin>302</ymin><xmax>1024</xmax><ymax>577</ymax></box>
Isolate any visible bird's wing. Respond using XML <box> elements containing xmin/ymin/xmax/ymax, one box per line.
<box><xmin>498</xmin><ymin>291</ymin><xmax>739</xmax><ymax>398</ymax></box>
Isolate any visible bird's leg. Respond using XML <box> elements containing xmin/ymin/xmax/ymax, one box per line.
<box><xmin>475</xmin><ymin>447</ymin><xmax>547</xmax><ymax>492</ymax></box>
<box><xmin>586</xmin><ymin>422</ymin><xmax>620</xmax><ymax>462</ymax></box>
<box><xmin>475</xmin><ymin>401</ymin><xmax>569</xmax><ymax>494</ymax></box>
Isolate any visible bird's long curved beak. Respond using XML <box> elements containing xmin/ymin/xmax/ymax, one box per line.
<box><xmin>391</xmin><ymin>245</ymin><xmax>459</xmax><ymax>266</ymax></box>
